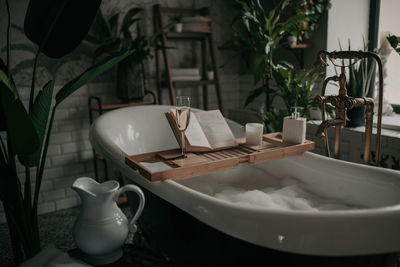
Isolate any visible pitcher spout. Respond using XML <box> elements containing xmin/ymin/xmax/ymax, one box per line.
<box><xmin>72</xmin><ymin>177</ymin><xmax>99</xmax><ymax>199</ymax></box>
<box><xmin>72</xmin><ymin>177</ymin><xmax>120</xmax><ymax>202</ymax></box>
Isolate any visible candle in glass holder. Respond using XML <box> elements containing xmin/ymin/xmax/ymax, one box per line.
<box><xmin>245</xmin><ymin>123</ymin><xmax>263</xmax><ymax>145</ymax></box>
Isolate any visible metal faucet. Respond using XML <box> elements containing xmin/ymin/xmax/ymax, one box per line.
<box><xmin>313</xmin><ymin>50</ymin><xmax>383</xmax><ymax>166</ymax></box>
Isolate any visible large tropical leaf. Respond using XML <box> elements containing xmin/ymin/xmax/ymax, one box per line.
<box><xmin>0</xmin><ymin>58</ymin><xmax>9</xmax><ymax>131</ymax></box>
<box><xmin>0</xmin><ymin>71</ymin><xmax>39</xmax><ymax>156</ymax></box>
<box><xmin>55</xmin><ymin>50</ymin><xmax>134</xmax><ymax>105</ymax></box>
<box><xmin>24</xmin><ymin>0</ymin><xmax>101</xmax><ymax>58</ymax></box>
<box><xmin>253</xmin><ymin>50</ymin><xmax>267</xmax><ymax>84</ymax></box>
<box><xmin>244</xmin><ymin>85</ymin><xmax>266</xmax><ymax>108</ymax></box>
<box><xmin>121</xmin><ymin>8</ymin><xmax>142</xmax><ymax>39</ymax></box>
<box><xmin>19</xmin><ymin>81</ymin><xmax>54</xmax><ymax>167</ymax></box>
<box><xmin>86</xmin><ymin>9</ymin><xmax>112</xmax><ymax>45</ymax></box>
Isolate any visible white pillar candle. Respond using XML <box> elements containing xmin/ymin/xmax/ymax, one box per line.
<box><xmin>245</xmin><ymin>123</ymin><xmax>263</xmax><ymax>145</ymax></box>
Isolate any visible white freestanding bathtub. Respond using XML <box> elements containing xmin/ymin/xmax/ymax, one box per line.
<box><xmin>90</xmin><ymin>105</ymin><xmax>400</xmax><ymax>266</ymax></box>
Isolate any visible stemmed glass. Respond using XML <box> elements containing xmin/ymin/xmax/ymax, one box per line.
<box><xmin>175</xmin><ymin>96</ymin><xmax>191</xmax><ymax>158</ymax></box>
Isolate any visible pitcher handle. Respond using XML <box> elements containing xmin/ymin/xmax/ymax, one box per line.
<box><xmin>114</xmin><ymin>184</ymin><xmax>145</xmax><ymax>232</ymax></box>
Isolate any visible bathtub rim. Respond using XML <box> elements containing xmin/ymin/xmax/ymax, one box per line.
<box><xmin>89</xmin><ymin>104</ymin><xmax>400</xmax><ymax>256</ymax></box>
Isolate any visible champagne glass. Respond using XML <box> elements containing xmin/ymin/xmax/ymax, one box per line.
<box><xmin>175</xmin><ymin>96</ymin><xmax>191</xmax><ymax>158</ymax></box>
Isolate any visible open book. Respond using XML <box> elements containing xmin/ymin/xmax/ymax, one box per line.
<box><xmin>165</xmin><ymin>109</ymin><xmax>237</xmax><ymax>152</ymax></box>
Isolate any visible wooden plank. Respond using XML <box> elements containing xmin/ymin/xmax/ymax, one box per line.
<box><xmin>90</xmin><ymin>100</ymin><xmax>153</xmax><ymax>111</ymax></box>
<box><xmin>160</xmin><ymin>7</ymin><xmax>208</xmax><ymax>15</ymax></box>
<box><xmin>287</xmin><ymin>43</ymin><xmax>311</xmax><ymax>49</ymax></box>
<box><xmin>252</xmin><ymin>142</ymin><xmax>315</xmax><ymax>164</ymax></box>
<box><xmin>150</xmin><ymin>157</ymin><xmax>239</xmax><ymax>181</ymax></box>
<box><xmin>171</xmin><ymin>153</ymin><xmax>209</xmax><ymax>167</ymax></box>
<box><xmin>125</xmin><ymin>133</ymin><xmax>315</xmax><ymax>182</ymax></box>
<box><xmin>166</xmin><ymin>32</ymin><xmax>211</xmax><ymax>39</ymax></box>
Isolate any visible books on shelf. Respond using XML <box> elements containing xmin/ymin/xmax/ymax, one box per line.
<box><xmin>170</xmin><ymin>68</ymin><xmax>201</xmax><ymax>81</ymax></box>
<box><xmin>171</xmin><ymin>68</ymin><xmax>200</xmax><ymax>76</ymax></box>
<box><xmin>181</xmin><ymin>16</ymin><xmax>211</xmax><ymax>23</ymax></box>
<box><xmin>183</xmin><ymin>22</ymin><xmax>211</xmax><ymax>32</ymax></box>
<box><xmin>181</xmin><ymin>16</ymin><xmax>211</xmax><ymax>32</ymax></box>
<box><xmin>165</xmin><ymin>109</ymin><xmax>237</xmax><ymax>152</ymax></box>
<box><xmin>172</xmin><ymin>76</ymin><xmax>201</xmax><ymax>81</ymax></box>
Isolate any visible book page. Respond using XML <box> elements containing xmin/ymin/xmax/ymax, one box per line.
<box><xmin>194</xmin><ymin>110</ymin><xmax>236</xmax><ymax>149</ymax></box>
<box><xmin>170</xmin><ymin>109</ymin><xmax>211</xmax><ymax>148</ymax></box>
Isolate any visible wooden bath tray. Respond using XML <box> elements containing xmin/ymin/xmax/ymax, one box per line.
<box><xmin>125</xmin><ymin>133</ymin><xmax>314</xmax><ymax>182</ymax></box>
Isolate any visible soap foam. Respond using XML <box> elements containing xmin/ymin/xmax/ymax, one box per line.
<box><xmin>213</xmin><ymin>177</ymin><xmax>360</xmax><ymax>211</ymax></box>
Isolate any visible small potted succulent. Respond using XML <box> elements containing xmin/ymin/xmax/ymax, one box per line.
<box><xmin>341</xmin><ymin>40</ymin><xmax>375</xmax><ymax>127</ymax></box>
<box><xmin>287</xmin><ymin>33</ymin><xmax>298</xmax><ymax>46</ymax></box>
<box><xmin>206</xmin><ymin>63</ymin><xmax>214</xmax><ymax>80</ymax></box>
<box><xmin>173</xmin><ymin>16</ymin><xmax>183</xmax><ymax>33</ymax></box>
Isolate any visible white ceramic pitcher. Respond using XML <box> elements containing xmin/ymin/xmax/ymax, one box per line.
<box><xmin>71</xmin><ymin>177</ymin><xmax>145</xmax><ymax>265</ymax></box>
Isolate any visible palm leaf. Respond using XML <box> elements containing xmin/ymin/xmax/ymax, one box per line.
<box><xmin>92</xmin><ymin>9</ymin><xmax>113</xmax><ymax>42</ymax></box>
<box><xmin>0</xmin><ymin>70</ymin><xmax>39</xmax><ymax>156</ymax></box>
<box><xmin>121</xmin><ymin>8</ymin><xmax>142</xmax><ymax>39</ymax></box>
<box><xmin>244</xmin><ymin>85</ymin><xmax>266</xmax><ymax>108</ymax></box>
<box><xmin>108</xmin><ymin>14</ymin><xmax>119</xmax><ymax>37</ymax></box>
<box><xmin>235</xmin><ymin>0</ymin><xmax>251</xmax><ymax>13</ymax></box>
<box><xmin>24</xmin><ymin>0</ymin><xmax>101</xmax><ymax>58</ymax></box>
<box><xmin>253</xmin><ymin>53</ymin><xmax>265</xmax><ymax>84</ymax></box>
<box><xmin>55</xmin><ymin>50</ymin><xmax>134</xmax><ymax>106</ymax></box>
<box><xmin>19</xmin><ymin>80</ymin><xmax>54</xmax><ymax>167</ymax></box>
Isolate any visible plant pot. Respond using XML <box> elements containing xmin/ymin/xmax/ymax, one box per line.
<box><xmin>206</xmin><ymin>71</ymin><xmax>214</xmax><ymax>80</ymax></box>
<box><xmin>309</xmin><ymin>107</ymin><xmax>322</xmax><ymax>120</ymax></box>
<box><xmin>347</xmin><ymin>106</ymin><xmax>366</xmax><ymax>127</ymax></box>
<box><xmin>174</xmin><ymin>23</ymin><xmax>183</xmax><ymax>33</ymax></box>
<box><xmin>288</xmin><ymin>35</ymin><xmax>297</xmax><ymax>45</ymax></box>
<box><xmin>117</xmin><ymin>59</ymin><xmax>145</xmax><ymax>102</ymax></box>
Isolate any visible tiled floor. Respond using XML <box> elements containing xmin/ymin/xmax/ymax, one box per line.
<box><xmin>0</xmin><ymin>205</ymin><xmax>136</xmax><ymax>267</ymax></box>
<box><xmin>0</xmin><ymin>206</ymin><xmax>82</xmax><ymax>266</ymax></box>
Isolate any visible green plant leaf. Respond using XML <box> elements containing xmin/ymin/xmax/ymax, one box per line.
<box><xmin>253</xmin><ymin>50</ymin><xmax>266</xmax><ymax>84</ymax></box>
<box><xmin>0</xmin><ymin>70</ymin><xmax>39</xmax><ymax>156</ymax></box>
<box><xmin>235</xmin><ymin>0</ymin><xmax>251</xmax><ymax>13</ymax></box>
<box><xmin>121</xmin><ymin>8</ymin><xmax>142</xmax><ymax>39</ymax></box>
<box><xmin>94</xmin><ymin>40</ymin><xmax>121</xmax><ymax>57</ymax></box>
<box><xmin>55</xmin><ymin>50</ymin><xmax>134</xmax><ymax>106</ymax></box>
<box><xmin>83</xmin><ymin>34</ymin><xmax>100</xmax><ymax>45</ymax></box>
<box><xmin>387</xmin><ymin>35</ymin><xmax>399</xmax><ymax>50</ymax></box>
<box><xmin>86</xmin><ymin>10</ymin><xmax>112</xmax><ymax>45</ymax></box>
<box><xmin>244</xmin><ymin>85</ymin><xmax>265</xmax><ymax>108</ymax></box>
<box><xmin>24</xmin><ymin>0</ymin><xmax>102</xmax><ymax>58</ymax></box>
<box><xmin>107</xmin><ymin>14</ymin><xmax>119</xmax><ymax>37</ymax></box>
<box><xmin>0</xmin><ymin>59</ymin><xmax>8</xmax><ymax>132</ymax></box>
<box><xmin>19</xmin><ymin>80</ymin><xmax>54</xmax><ymax>167</ymax></box>
<box><xmin>0</xmin><ymin>69</ymin><xmax>18</xmax><ymax>98</ymax></box>
<box><xmin>276</xmin><ymin>14</ymin><xmax>306</xmax><ymax>35</ymax></box>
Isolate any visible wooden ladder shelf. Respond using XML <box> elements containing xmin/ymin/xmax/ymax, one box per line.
<box><xmin>153</xmin><ymin>4</ymin><xmax>224</xmax><ymax>113</ymax></box>
<box><xmin>125</xmin><ymin>133</ymin><xmax>315</xmax><ymax>182</ymax></box>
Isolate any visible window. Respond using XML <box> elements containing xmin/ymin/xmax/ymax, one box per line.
<box><xmin>378</xmin><ymin>0</ymin><xmax>400</xmax><ymax>106</ymax></box>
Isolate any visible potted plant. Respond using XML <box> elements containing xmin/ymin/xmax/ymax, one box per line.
<box><xmin>86</xmin><ymin>8</ymin><xmax>162</xmax><ymax>102</ymax></box>
<box><xmin>261</xmin><ymin>62</ymin><xmax>323</xmax><ymax>132</ymax></box>
<box><xmin>232</xmin><ymin>0</ymin><xmax>307</xmax><ymax>112</ymax></box>
<box><xmin>0</xmin><ymin>0</ymin><xmax>132</xmax><ymax>264</ymax></box>
<box><xmin>339</xmin><ymin>40</ymin><xmax>375</xmax><ymax>127</ymax></box>
<box><xmin>290</xmin><ymin>0</ymin><xmax>331</xmax><ymax>43</ymax></box>
<box><xmin>206</xmin><ymin>63</ymin><xmax>214</xmax><ymax>80</ymax></box>
<box><xmin>172</xmin><ymin>16</ymin><xmax>183</xmax><ymax>33</ymax></box>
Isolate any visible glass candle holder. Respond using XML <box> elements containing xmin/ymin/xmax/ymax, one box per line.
<box><xmin>245</xmin><ymin>123</ymin><xmax>263</xmax><ymax>145</ymax></box>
